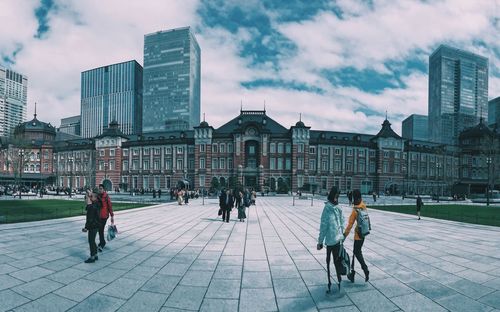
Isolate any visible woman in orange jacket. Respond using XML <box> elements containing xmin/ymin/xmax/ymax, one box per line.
<box><xmin>343</xmin><ymin>189</ymin><xmax>369</xmax><ymax>283</ymax></box>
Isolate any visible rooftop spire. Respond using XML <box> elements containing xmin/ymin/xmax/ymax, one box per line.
<box><xmin>299</xmin><ymin>113</ymin><xmax>302</xmax><ymax>122</ymax></box>
<box><xmin>34</xmin><ymin>102</ymin><xmax>37</xmax><ymax>119</ymax></box>
<box><xmin>203</xmin><ymin>112</ymin><xmax>205</xmax><ymax>122</ymax></box>
<box><xmin>240</xmin><ymin>100</ymin><xmax>243</xmax><ymax>113</ymax></box>
<box><xmin>264</xmin><ymin>100</ymin><xmax>266</xmax><ymax>112</ymax></box>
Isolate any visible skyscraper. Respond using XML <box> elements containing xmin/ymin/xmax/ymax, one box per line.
<box><xmin>489</xmin><ymin>96</ymin><xmax>500</xmax><ymax>127</ymax></box>
<box><xmin>80</xmin><ymin>60</ymin><xmax>143</xmax><ymax>138</ymax></box>
<box><xmin>59</xmin><ymin>115</ymin><xmax>81</xmax><ymax>136</ymax></box>
<box><xmin>402</xmin><ymin>114</ymin><xmax>428</xmax><ymax>141</ymax></box>
<box><xmin>143</xmin><ymin>26</ymin><xmax>201</xmax><ymax>132</ymax></box>
<box><xmin>0</xmin><ymin>65</ymin><xmax>28</xmax><ymax>137</ymax></box>
<box><xmin>428</xmin><ymin>45</ymin><xmax>488</xmax><ymax>145</ymax></box>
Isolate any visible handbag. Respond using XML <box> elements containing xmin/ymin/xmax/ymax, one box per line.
<box><xmin>218</xmin><ymin>208</ymin><xmax>222</xmax><ymax>216</ymax></box>
<box><xmin>107</xmin><ymin>224</ymin><xmax>118</xmax><ymax>241</ymax></box>
<box><xmin>338</xmin><ymin>242</ymin><xmax>351</xmax><ymax>276</ymax></box>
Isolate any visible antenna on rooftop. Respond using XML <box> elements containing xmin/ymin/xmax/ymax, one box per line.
<box><xmin>34</xmin><ymin>102</ymin><xmax>37</xmax><ymax>119</ymax></box>
<box><xmin>299</xmin><ymin>113</ymin><xmax>302</xmax><ymax>122</ymax></box>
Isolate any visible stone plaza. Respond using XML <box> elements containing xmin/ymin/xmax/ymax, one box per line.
<box><xmin>0</xmin><ymin>197</ymin><xmax>499</xmax><ymax>312</ymax></box>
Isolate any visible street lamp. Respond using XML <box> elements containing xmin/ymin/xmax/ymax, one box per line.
<box><xmin>486</xmin><ymin>156</ymin><xmax>492</xmax><ymax>206</ymax></box>
<box><xmin>436</xmin><ymin>162</ymin><xmax>441</xmax><ymax>202</ymax></box>
<box><xmin>104</xmin><ymin>162</ymin><xmax>108</xmax><ymax>191</ymax></box>
<box><xmin>68</xmin><ymin>156</ymin><xmax>74</xmax><ymax>198</ymax></box>
<box><xmin>18</xmin><ymin>149</ymin><xmax>25</xmax><ymax>199</ymax></box>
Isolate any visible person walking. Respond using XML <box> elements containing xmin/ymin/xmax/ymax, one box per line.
<box><xmin>97</xmin><ymin>184</ymin><xmax>114</xmax><ymax>252</ymax></box>
<box><xmin>237</xmin><ymin>190</ymin><xmax>246</xmax><ymax>222</ymax></box>
<box><xmin>416</xmin><ymin>195</ymin><xmax>423</xmax><ymax>220</ymax></box>
<box><xmin>222</xmin><ymin>189</ymin><xmax>234</xmax><ymax>223</ymax></box>
<box><xmin>317</xmin><ymin>186</ymin><xmax>345</xmax><ymax>293</ymax></box>
<box><xmin>372</xmin><ymin>191</ymin><xmax>377</xmax><ymax>202</ymax></box>
<box><xmin>82</xmin><ymin>190</ymin><xmax>101</xmax><ymax>263</ymax></box>
<box><xmin>184</xmin><ymin>190</ymin><xmax>189</xmax><ymax>205</ymax></box>
<box><xmin>344</xmin><ymin>189</ymin><xmax>369</xmax><ymax>283</ymax></box>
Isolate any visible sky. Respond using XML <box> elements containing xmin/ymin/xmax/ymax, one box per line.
<box><xmin>1</xmin><ymin>0</ymin><xmax>499</xmax><ymax>135</ymax></box>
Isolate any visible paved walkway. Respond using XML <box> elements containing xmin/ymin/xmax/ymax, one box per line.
<box><xmin>0</xmin><ymin>197</ymin><xmax>499</xmax><ymax>312</ymax></box>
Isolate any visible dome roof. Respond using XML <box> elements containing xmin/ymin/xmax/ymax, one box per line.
<box><xmin>295</xmin><ymin>120</ymin><xmax>306</xmax><ymax>127</ymax></box>
<box><xmin>14</xmin><ymin>114</ymin><xmax>56</xmax><ymax>135</ymax></box>
<box><xmin>199</xmin><ymin>120</ymin><xmax>210</xmax><ymax>127</ymax></box>
<box><xmin>459</xmin><ymin>118</ymin><xmax>494</xmax><ymax>139</ymax></box>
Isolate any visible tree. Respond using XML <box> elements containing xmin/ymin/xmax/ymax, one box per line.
<box><xmin>210</xmin><ymin>177</ymin><xmax>220</xmax><ymax>192</ymax></box>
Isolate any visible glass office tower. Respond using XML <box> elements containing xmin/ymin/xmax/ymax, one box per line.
<box><xmin>428</xmin><ymin>45</ymin><xmax>488</xmax><ymax>145</ymax></box>
<box><xmin>143</xmin><ymin>26</ymin><xmax>201</xmax><ymax>132</ymax></box>
<box><xmin>80</xmin><ymin>60</ymin><xmax>143</xmax><ymax>138</ymax></box>
<box><xmin>402</xmin><ymin>114</ymin><xmax>428</xmax><ymax>141</ymax></box>
<box><xmin>489</xmin><ymin>97</ymin><xmax>500</xmax><ymax>126</ymax></box>
<box><xmin>0</xmin><ymin>65</ymin><xmax>28</xmax><ymax>137</ymax></box>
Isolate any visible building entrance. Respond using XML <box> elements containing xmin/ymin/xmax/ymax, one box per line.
<box><xmin>244</xmin><ymin>176</ymin><xmax>257</xmax><ymax>189</ymax></box>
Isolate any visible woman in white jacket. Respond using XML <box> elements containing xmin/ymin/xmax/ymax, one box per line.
<box><xmin>317</xmin><ymin>186</ymin><xmax>345</xmax><ymax>293</ymax></box>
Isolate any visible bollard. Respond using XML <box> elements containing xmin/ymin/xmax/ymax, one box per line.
<box><xmin>293</xmin><ymin>195</ymin><xmax>295</xmax><ymax>206</ymax></box>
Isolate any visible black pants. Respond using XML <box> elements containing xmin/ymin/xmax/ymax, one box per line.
<box><xmin>88</xmin><ymin>229</ymin><xmax>98</xmax><ymax>256</ymax></box>
<box><xmin>222</xmin><ymin>209</ymin><xmax>230</xmax><ymax>222</ymax></box>
<box><xmin>98</xmin><ymin>218</ymin><xmax>108</xmax><ymax>247</ymax></box>
<box><xmin>326</xmin><ymin>244</ymin><xmax>342</xmax><ymax>284</ymax></box>
<box><xmin>353</xmin><ymin>239</ymin><xmax>368</xmax><ymax>272</ymax></box>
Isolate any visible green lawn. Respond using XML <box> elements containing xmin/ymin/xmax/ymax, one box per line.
<box><xmin>0</xmin><ymin>200</ymin><xmax>153</xmax><ymax>224</ymax></box>
<box><xmin>368</xmin><ymin>204</ymin><xmax>500</xmax><ymax>227</ymax></box>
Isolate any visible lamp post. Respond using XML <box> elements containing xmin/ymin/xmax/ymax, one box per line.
<box><xmin>436</xmin><ymin>162</ymin><xmax>441</xmax><ymax>202</ymax></box>
<box><xmin>18</xmin><ymin>149</ymin><xmax>25</xmax><ymax>199</ymax></box>
<box><xmin>104</xmin><ymin>162</ymin><xmax>108</xmax><ymax>191</ymax></box>
<box><xmin>486</xmin><ymin>156</ymin><xmax>492</xmax><ymax>206</ymax></box>
<box><xmin>68</xmin><ymin>156</ymin><xmax>74</xmax><ymax>198</ymax></box>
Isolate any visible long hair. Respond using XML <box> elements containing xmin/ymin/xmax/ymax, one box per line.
<box><xmin>327</xmin><ymin>186</ymin><xmax>339</xmax><ymax>204</ymax></box>
<box><xmin>353</xmin><ymin>189</ymin><xmax>362</xmax><ymax>206</ymax></box>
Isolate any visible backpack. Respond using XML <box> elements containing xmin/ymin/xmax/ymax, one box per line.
<box><xmin>338</xmin><ymin>243</ymin><xmax>351</xmax><ymax>275</ymax></box>
<box><xmin>355</xmin><ymin>208</ymin><xmax>371</xmax><ymax>239</ymax></box>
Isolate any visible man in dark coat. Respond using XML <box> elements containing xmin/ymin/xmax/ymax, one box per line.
<box><xmin>416</xmin><ymin>195</ymin><xmax>423</xmax><ymax>220</ymax></box>
<box><xmin>219</xmin><ymin>189</ymin><xmax>234</xmax><ymax>223</ymax></box>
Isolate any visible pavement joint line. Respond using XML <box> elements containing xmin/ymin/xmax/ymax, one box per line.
<box><xmin>237</xmin><ymin>203</ymin><xmax>251</xmax><ymax>312</ymax></box>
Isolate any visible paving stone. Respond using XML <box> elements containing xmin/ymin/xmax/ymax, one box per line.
<box><xmin>242</xmin><ymin>271</ymin><xmax>273</xmax><ymax>288</ymax></box>
<box><xmin>116</xmin><ymin>291</ymin><xmax>168</xmax><ymax>312</ymax></box>
<box><xmin>407</xmin><ymin>278</ymin><xmax>458</xmax><ymax>300</ymax></box>
<box><xmin>98</xmin><ymin>277</ymin><xmax>145</xmax><ymax>300</ymax></box>
<box><xmin>9</xmin><ymin>266</ymin><xmax>54</xmax><ymax>282</ymax></box>
<box><xmin>180</xmin><ymin>270</ymin><xmax>214</xmax><ymax>287</ymax></box>
<box><xmin>12</xmin><ymin>277</ymin><xmax>63</xmax><ymax>300</ymax></box>
<box><xmin>200</xmin><ymin>298</ymin><xmax>239</xmax><ymax>312</ymax></box>
<box><xmin>484</xmin><ymin>277</ymin><xmax>500</xmax><ymax>290</ymax></box>
<box><xmin>84</xmin><ymin>267</ymin><xmax>127</xmax><ymax>284</ymax></box>
<box><xmin>46</xmin><ymin>268</ymin><xmax>89</xmax><ymax>285</ymax></box>
<box><xmin>239</xmin><ymin>288</ymin><xmax>277</xmax><ymax>312</ymax></box>
<box><xmin>213</xmin><ymin>265</ymin><xmax>242</xmax><ymax>279</ymax></box>
<box><xmin>348</xmin><ymin>289</ymin><xmax>398</xmax><ymax>312</ymax></box>
<box><xmin>68</xmin><ymin>292</ymin><xmax>125</xmax><ymax>312</ymax></box>
<box><xmin>13</xmin><ymin>293</ymin><xmax>76</xmax><ymax>312</ymax></box>
<box><xmin>205</xmin><ymin>279</ymin><xmax>241</xmax><ymax>299</ymax></box>
<box><xmin>0</xmin><ymin>274</ymin><xmax>24</xmax><ymax>290</ymax></box>
<box><xmin>54</xmin><ymin>278</ymin><xmax>106</xmax><ymax>302</ymax></box>
<box><xmin>0</xmin><ymin>263</ymin><xmax>18</xmax><ymax>275</ymax></box>
<box><xmin>307</xmin><ymin>285</ymin><xmax>353</xmax><ymax>309</ymax></box>
<box><xmin>370</xmin><ymin>277</ymin><xmax>415</xmax><ymax>298</ymax></box>
<box><xmin>244</xmin><ymin>260</ymin><xmax>270</xmax><ymax>272</ymax></box>
<box><xmin>158</xmin><ymin>262</ymin><xmax>191</xmax><ymax>276</ymax></box>
<box><xmin>447</xmin><ymin>278</ymin><xmax>495</xmax><ymax>300</ymax></box>
<box><xmin>390</xmin><ymin>292</ymin><xmax>447</xmax><ymax>312</ymax></box>
<box><xmin>479</xmin><ymin>290</ymin><xmax>500</xmax><ymax>309</ymax></box>
<box><xmin>191</xmin><ymin>259</ymin><xmax>219</xmax><ymax>271</ymax></box>
<box><xmin>164</xmin><ymin>285</ymin><xmax>207</xmax><ymax>310</ymax></box>
<box><xmin>0</xmin><ymin>289</ymin><xmax>31</xmax><ymax>311</ymax></box>
<box><xmin>273</xmin><ymin>278</ymin><xmax>310</xmax><ymax>298</ymax></box>
<box><xmin>140</xmin><ymin>274</ymin><xmax>181</xmax><ymax>295</ymax></box>
<box><xmin>270</xmin><ymin>265</ymin><xmax>301</xmax><ymax>279</ymax></box>
<box><xmin>437</xmin><ymin>293</ymin><xmax>493</xmax><ymax>312</ymax></box>
<box><xmin>277</xmin><ymin>297</ymin><xmax>318</xmax><ymax>312</ymax></box>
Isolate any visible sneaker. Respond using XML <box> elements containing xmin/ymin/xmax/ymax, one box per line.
<box><xmin>98</xmin><ymin>246</ymin><xmax>103</xmax><ymax>252</ymax></box>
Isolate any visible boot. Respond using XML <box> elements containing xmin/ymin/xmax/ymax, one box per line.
<box><xmin>347</xmin><ymin>270</ymin><xmax>355</xmax><ymax>283</ymax></box>
<box><xmin>364</xmin><ymin>270</ymin><xmax>370</xmax><ymax>282</ymax></box>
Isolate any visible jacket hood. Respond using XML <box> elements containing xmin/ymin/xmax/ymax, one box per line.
<box><xmin>324</xmin><ymin>201</ymin><xmax>339</xmax><ymax>211</ymax></box>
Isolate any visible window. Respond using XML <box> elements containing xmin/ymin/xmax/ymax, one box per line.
<box><xmin>200</xmin><ymin>158</ymin><xmax>205</xmax><ymax>169</ymax></box>
<box><xmin>285</xmin><ymin>158</ymin><xmax>291</xmax><ymax>170</ymax></box>
<box><xmin>133</xmin><ymin>148</ymin><xmax>139</xmax><ymax>156</ymax></box>
<box><xmin>165</xmin><ymin>159</ymin><xmax>171</xmax><ymax>170</ymax></box>
<box><xmin>295</xmin><ymin>143</ymin><xmax>302</xmax><ymax>153</ymax></box>
<box><xmin>228</xmin><ymin>158</ymin><xmax>233</xmax><ymax>169</ymax></box>
<box><xmin>309</xmin><ymin>159</ymin><xmax>316</xmax><ymax>170</ymax></box>
<box><xmin>347</xmin><ymin>149</ymin><xmax>353</xmax><ymax>156</ymax></box>
<box><xmin>384</xmin><ymin>151</ymin><xmax>389</xmax><ymax>158</ymax></box>
<box><xmin>277</xmin><ymin>158</ymin><xmax>283</xmax><ymax>170</ymax></box>
<box><xmin>369</xmin><ymin>161</ymin><xmax>376</xmax><ymax>173</ymax></box>
<box><xmin>109</xmin><ymin>149</ymin><xmax>115</xmax><ymax>156</ymax></box>
<box><xmin>394</xmin><ymin>152</ymin><xmax>400</xmax><ymax>159</ymax></box>
<box><xmin>189</xmin><ymin>159</ymin><xmax>194</xmax><ymax>169</ymax></box>
<box><xmin>220</xmin><ymin>143</ymin><xmax>225</xmax><ymax>153</ymax></box>
<box><xmin>298</xmin><ymin>158</ymin><xmax>304</xmax><ymax>170</ymax></box>
<box><xmin>220</xmin><ymin>158</ymin><xmax>225</xmax><ymax>169</ymax></box>
<box><xmin>212</xmin><ymin>144</ymin><xmax>218</xmax><ymax>153</ymax></box>
<box><xmin>394</xmin><ymin>163</ymin><xmax>400</xmax><ymax>173</ymax></box>
<box><xmin>123</xmin><ymin>149</ymin><xmax>129</xmax><ymax>156</ymax></box>
<box><xmin>278</xmin><ymin>143</ymin><xmax>284</xmax><ymax>153</ymax></box>
<box><xmin>369</xmin><ymin>150</ymin><xmax>375</xmax><ymax>157</ymax></box>
<box><xmin>165</xmin><ymin>147</ymin><xmax>171</xmax><ymax>154</ymax></box>
<box><xmin>335</xmin><ymin>148</ymin><xmax>341</xmax><ymax>156</ymax></box>
<box><xmin>154</xmin><ymin>148</ymin><xmax>160</xmax><ymax>155</ymax></box>
<box><xmin>176</xmin><ymin>159</ymin><xmax>183</xmax><ymax>170</ymax></box>
<box><xmin>143</xmin><ymin>176</ymin><xmax>149</xmax><ymax>188</ymax></box>
<box><xmin>99</xmin><ymin>149</ymin><xmax>105</xmax><ymax>157</ymax></box>
<box><xmin>199</xmin><ymin>175</ymin><xmax>205</xmax><ymax>187</ymax></box>
<box><xmin>270</xmin><ymin>143</ymin><xmax>276</xmax><ymax>153</ymax></box>
<box><xmin>154</xmin><ymin>160</ymin><xmax>160</xmax><ymax>170</ymax></box>
<box><xmin>322</xmin><ymin>147</ymin><xmax>328</xmax><ymax>155</ymax></box>
<box><xmin>212</xmin><ymin>158</ymin><xmax>218</xmax><ymax>169</ymax></box>
<box><xmin>154</xmin><ymin>176</ymin><xmax>160</xmax><ymax>189</ymax></box>
<box><xmin>270</xmin><ymin>157</ymin><xmax>275</xmax><ymax>170</ymax></box>
<box><xmin>383</xmin><ymin>161</ymin><xmax>388</xmax><ymax>173</ymax></box>
<box><xmin>177</xmin><ymin>147</ymin><xmax>183</xmax><ymax>154</ymax></box>
<box><xmin>144</xmin><ymin>148</ymin><xmax>150</xmax><ymax>155</ymax></box>
<box><xmin>143</xmin><ymin>160</ymin><xmax>150</xmax><ymax>170</ymax></box>
<box><xmin>322</xmin><ymin>160</ymin><xmax>328</xmax><ymax>171</ymax></box>
<box><xmin>309</xmin><ymin>146</ymin><xmax>316</xmax><ymax>154</ymax></box>
<box><xmin>421</xmin><ymin>154</ymin><xmax>426</xmax><ymax>161</ymax></box>
<box><xmin>166</xmin><ymin>176</ymin><xmax>171</xmax><ymax>188</ymax></box>
<box><xmin>346</xmin><ymin>161</ymin><xmax>352</xmax><ymax>171</ymax></box>
<box><xmin>358</xmin><ymin>150</ymin><xmax>365</xmax><ymax>157</ymax></box>
<box><xmin>334</xmin><ymin>160</ymin><xmax>341</xmax><ymax>171</ymax></box>
<box><xmin>43</xmin><ymin>163</ymin><xmax>49</xmax><ymax>171</ymax></box>
<box><xmin>200</xmin><ymin>144</ymin><xmax>206</xmax><ymax>152</ymax></box>
<box><xmin>228</xmin><ymin>143</ymin><xmax>233</xmax><ymax>153</ymax></box>
<box><xmin>359</xmin><ymin>163</ymin><xmax>365</xmax><ymax>172</ymax></box>
<box><xmin>132</xmin><ymin>160</ymin><xmax>138</xmax><ymax>170</ymax></box>
<box><xmin>123</xmin><ymin>160</ymin><xmax>129</xmax><ymax>171</ymax></box>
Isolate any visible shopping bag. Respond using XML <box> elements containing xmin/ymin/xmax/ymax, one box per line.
<box><xmin>107</xmin><ymin>224</ymin><xmax>118</xmax><ymax>241</ymax></box>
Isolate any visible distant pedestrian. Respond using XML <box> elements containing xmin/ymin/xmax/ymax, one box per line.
<box><xmin>236</xmin><ymin>191</ymin><xmax>246</xmax><ymax>222</ymax></box>
<box><xmin>344</xmin><ymin>189</ymin><xmax>369</xmax><ymax>283</ymax></box>
<box><xmin>220</xmin><ymin>189</ymin><xmax>234</xmax><ymax>223</ymax></box>
<box><xmin>184</xmin><ymin>190</ymin><xmax>189</xmax><ymax>204</ymax></box>
<box><xmin>416</xmin><ymin>195</ymin><xmax>423</xmax><ymax>220</ymax></box>
<box><xmin>372</xmin><ymin>191</ymin><xmax>377</xmax><ymax>202</ymax></box>
<box><xmin>82</xmin><ymin>190</ymin><xmax>100</xmax><ymax>263</ymax></box>
<box><xmin>177</xmin><ymin>189</ymin><xmax>183</xmax><ymax>205</ymax></box>
<box><xmin>347</xmin><ymin>191</ymin><xmax>353</xmax><ymax>206</ymax></box>
<box><xmin>153</xmin><ymin>189</ymin><xmax>156</xmax><ymax>198</ymax></box>
<box><xmin>97</xmin><ymin>184</ymin><xmax>114</xmax><ymax>252</ymax></box>
<box><xmin>317</xmin><ymin>186</ymin><xmax>345</xmax><ymax>293</ymax></box>
<box><xmin>158</xmin><ymin>189</ymin><xmax>161</xmax><ymax>199</ymax></box>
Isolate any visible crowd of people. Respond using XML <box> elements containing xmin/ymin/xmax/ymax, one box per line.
<box><xmin>218</xmin><ymin>188</ymin><xmax>256</xmax><ymax>223</ymax></box>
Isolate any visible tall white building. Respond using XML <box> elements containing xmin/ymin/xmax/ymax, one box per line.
<box><xmin>0</xmin><ymin>65</ymin><xmax>28</xmax><ymax>137</ymax></box>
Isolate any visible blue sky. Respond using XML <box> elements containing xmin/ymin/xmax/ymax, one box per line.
<box><xmin>1</xmin><ymin>0</ymin><xmax>499</xmax><ymax>134</ymax></box>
